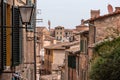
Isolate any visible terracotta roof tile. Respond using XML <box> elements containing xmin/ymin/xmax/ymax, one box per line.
<box><xmin>44</xmin><ymin>35</ymin><xmax>55</xmax><ymax>41</ymax></box>
<box><xmin>84</xmin><ymin>11</ymin><xmax>120</xmax><ymax>22</ymax></box>
<box><xmin>36</xmin><ymin>27</ymin><xmax>46</xmax><ymax>32</ymax></box>
<box><xmin>44</xmin><ymin>41</ymin><xmax>80</xmax><ymax>50</ymax></box>
<box><xmin>66</xmin><ymin>47</ymin><xmax>80</xmax><ymax>54</ymax></box>
<box><xmin>44</xmin><ymin>42</ymin><xmax>67</xmax><ymax>50</ymax></box>
<box><xmin>62</xmin><ymin>41</ymin><xmax>80</xmax><ymax>47</ymax></box>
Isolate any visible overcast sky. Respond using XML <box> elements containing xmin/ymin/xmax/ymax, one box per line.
<box><xmin>36</xmin><ymin>0</ymin><xmax>120</xmax><ymax>29</ymax></box>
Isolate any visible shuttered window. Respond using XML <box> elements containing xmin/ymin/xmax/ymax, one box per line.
<box><xmin>0</xmin><ymin>6</ymin><xmax>1</xmax><ymax>72</ymax></box>
<box><xmin>6</xmin><ymin>4</ymin><xmax>11</xmax><ymax>66</ymax></box>
<box><xmin>2</xmin><ymin>3</ymin><xmax>7</xmax><ymax>70</ymax></box>
<box><xmin>12</xmin><ymin>7</ymin><xmax>22</xmax><ymax>66</ymax></box>
<box><xmin>68</xmin><ymin>55</ymin><xmax>76</xmax><ymax>69</ymax></box>
<box><xmin>80</xmin><ymin>40</ymin><xmax>84</xmax><ymax>52</ymax></box>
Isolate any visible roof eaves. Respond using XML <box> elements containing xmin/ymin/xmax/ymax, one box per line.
<box><xmin>84</xmin><ymin>11</ymin><xmax>120</xmax><ymax>23</ymax></box>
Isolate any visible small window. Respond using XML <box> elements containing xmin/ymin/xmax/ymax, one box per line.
<box><xmin>60</xmin><ymin>32</ymin><xmax>62</xmax><ymax>34</ymax></box>
<box><xmin>37</xmin><ymin>37</ymin><xmax>39</xmax><ymax>40</ymax></box>
<box><xmin>60</xmin><ymin>36</ymin><xmax>62</xmax><ymax>40</ymax></box>
<box><xmin>80</xmin><ymin>39</ymin><xmax>87</xmax><ymax>54</ymax></box>
<box><xmin>57</xmin><ymin>36</ymin><xmax>58</xmax><ymax>40</ymax></box>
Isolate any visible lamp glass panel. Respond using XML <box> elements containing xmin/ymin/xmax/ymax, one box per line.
<box><xmin>19</xmin><ymin>7</ymin><xmax>33</xmax><ymax>23</ymax></box>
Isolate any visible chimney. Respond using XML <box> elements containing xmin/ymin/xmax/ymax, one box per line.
<box><xmin>91</xmin><ymin>10</ymin><xmax>100</xmax><ymax>18</ymax></box>
<box><xmin>107</xmin><ymin>4</ymin><xmax>113</xmax><ymax>14</ymax></box>
<box><xmin>81</xmin><ymin>19</ymin><xmax>84</xmax><ymax>25</ymax></box>
<box><xmin>115</xmin><ymin>7</ymin><xmax>120</xmax><ymax>12</ymax></box>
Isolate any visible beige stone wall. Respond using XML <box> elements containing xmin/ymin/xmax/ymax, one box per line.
<box><xmin>44</xmin><ymin>41</ymin><xmax>51</xmax><ymax>47</ymax></box>
<box><xmin>21</xmin><ymin>27</ymin><xmax>35</xmax><ymax>80</ymax></box>
<box><xmin>44</xmin><ymin>49</ymin><xmax>65</xmax><ymax>73</ymax></box>
<box><xmin>53</xmin><ymin>50</ymin><xmax>65</xmax><ymax>65</ymax></box>
<box><xmin>26</xmin><ymin>32</ymin><xmax>34</xmax><ymax>64</ymax></box>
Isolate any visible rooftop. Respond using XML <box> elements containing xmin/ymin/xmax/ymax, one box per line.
<box><xmin>44</xmin><ymin>41</ymin><xmax>80</xmax><ymax>50</ymax></box>
<box><xmin>66</xmin><ymin>47</ymin><xmax>80</xmax><ymax>54</ymax></box>
<box><xmin>84</xmin><ymin>11</ymin><xmax>120</xmax><ymax>23</ymax></box>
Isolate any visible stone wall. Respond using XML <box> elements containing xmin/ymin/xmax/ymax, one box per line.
<box><xmin>95</xmin><ymin>14</ymin><xmax>120</xmax><ymax>42</ymax></box>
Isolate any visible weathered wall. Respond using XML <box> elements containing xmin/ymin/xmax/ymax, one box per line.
<box><xmin>95</xmin><ymin>14</ymin><xmax>120</xmax><ymax>42</ymax></box>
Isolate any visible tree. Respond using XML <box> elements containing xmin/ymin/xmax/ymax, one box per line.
<box><xmin>90</xmin><ymin>37</ymin><xmax>120</xmax><ymax>80</ymax></box>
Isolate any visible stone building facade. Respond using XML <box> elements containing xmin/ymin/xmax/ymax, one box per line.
<box><xmin>84</xmin><ymin>6</ymin><xmax>120</xmax><ymax>80</ymax></box>
<box><xmin>55</xmin><ymin>26</ymin><xmax>65</xmax><ymax>41</ymax></box>
<box><xmin>0</xmin><ymin>0</ymin><xmax>36</xmax><ymax>80</ymax></box>
<box><xmin>44</xmin><ymin>41</ymin><xmax>80</xmax><ymax>75</ymax></box>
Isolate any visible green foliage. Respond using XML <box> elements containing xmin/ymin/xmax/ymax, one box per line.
<box><xmin>94</xmin><ymin>37</ymin><xmax>120</xmax><ymax>58</ymax></box>
<box><xmin>90</xmin><ymin>37</ymin><xmax>120</xmax><ymax>80</ymax></box>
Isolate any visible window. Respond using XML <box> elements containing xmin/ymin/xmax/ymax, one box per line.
<box><xmin>12</xmin><ymin>7</ymin><xmax>22</xmax><ymax>66</ymax></box>
<box><xmin>80</xmin><ymin>39</ymin><xmax>87</xmax><ymax>54</ymax></box>
<box><xmin>2</xmin><ymin>3</ymin><xmax>7</xmax><ymax>69</ymax></box>
<box><xmin>60</xmin><ymin>36</ymin><xmax>62</xmax><ymax>40</ymax></box>
<box><xmin>65</xmin><ymin>33</ymin><xmax>67</xmax><ymax>37</ymax></box>
<box><xmin>57</xmin><ymin>36</ymin><xmax>58</xmax><ymax>40</ymax></box>
<box><xmin>37</xmin><ymin>37</ymin><xmax>39</xmax><ymax>40</ymax></box>
<box><xmin>80</xmin><ymin>40</ymin><xmax>84</xmax><ymax>52</ymax></box>
<box><xmin>60</xmin><ymin>32</ymin><xmax>62</xmax><ymax>34</ymax></box>
<box><xmin>0</xmin><ymin>6</ymin><xmax>1</xmax><ymax>71</ymax></box>
<box><xmin>68</xmin><ymin>55</ymin><xmax>76</xmax><ymax>69</ymax></box>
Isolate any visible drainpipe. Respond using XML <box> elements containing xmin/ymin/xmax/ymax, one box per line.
<box><xmin>33</xmin><ymin>0</ymin><xmax>37</xmax><ymax>79</ymax></box>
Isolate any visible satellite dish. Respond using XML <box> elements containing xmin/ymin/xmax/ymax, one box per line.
<box><xmin>107</xmin><ymin>4</ymin><xmax>113</xmax><ymax>13</ymax></box>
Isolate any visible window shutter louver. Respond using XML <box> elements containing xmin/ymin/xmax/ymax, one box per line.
<box><xmin>12</xmin><ymin>7</ymin><xmax>21</xmax><ymax>66</ymax></box>
<box><xmin>2</xmin><ymin>24</ymin><xmax>6</xmax><ymax>68</ymax></box>
<box><xmin>0</xmin><ymin>5</ymin><xmax>2</xmax><ymax>72</ymax></box>
<box><xmin>2</xmin><ymin>3</ymin><xmax>7</xmax><ymax>70</ymax></box>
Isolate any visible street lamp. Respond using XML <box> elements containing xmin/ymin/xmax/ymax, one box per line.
<box><xmin>18</xmin><ymin>5</ymin><xmax>34</xmax><ymax>30</ymax></box>
<box><xmin>19</xmin><ymin>5</ymin><xmax>37</xmax><ymax>80</ymax></box>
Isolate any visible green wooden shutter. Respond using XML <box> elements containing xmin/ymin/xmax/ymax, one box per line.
<box><xmin>68</xmin><ymin>55</ymin><xmax>76</xmax><ymax>69</ymax></box>
<box><xmin>2</xmin><ymin>3</ymin><xmax>7</xmax><ymax>70</ymax></box>
<box><xmin>80</xmin><ymin>40</ymin><xmax>83</xmax><ymax>52</ymax></box>
<box><xmin>0</xmin><ymin>4</ymin><xmax>2</xmax><ymax>73</ymax></box>
<box><xmin>12</xmin><ymin>7</ymin><xmax>21</xmax><ymax>66</ymax></box>
<box><xmin>85</xmin><ymin>40</ymin><xmax>87</xmax><ymax>54</ymax></box>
